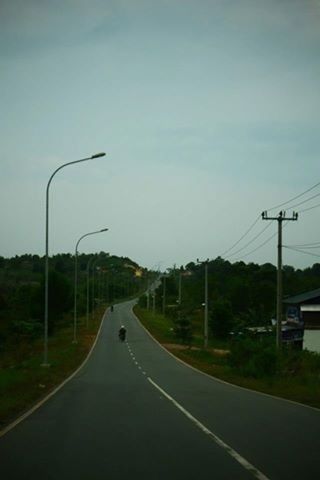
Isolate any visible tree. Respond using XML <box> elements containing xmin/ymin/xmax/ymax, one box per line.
<box><xmin>173</xmin><ymin>310</ymin><xmax>193</xmax><ymax>345</ymax></box>
<box><xmin>209</xmin><ymin>298</ymin><xmax>234</xmax><ymax>339</ymax></box>
<box><xmin>39</xmin><ymin>270</ymin><xmax>72</xmax><ymax>333</ymax></box>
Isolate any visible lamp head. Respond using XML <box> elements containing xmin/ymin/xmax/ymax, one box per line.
<box><xmin>100</xmin><ymin>228</ymin><xmax>109</xmax><ymax>232</ymax></box>
<box><xmin>91</xmin><ymin>152</ymin><xmax>106</xmax><ymax>159</ymax></box>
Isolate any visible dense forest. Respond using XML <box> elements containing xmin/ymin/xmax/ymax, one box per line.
<box><xmin>149</xmin><ymin>257</ymin><xmax>320</xmax><ymax>339</ymax></box>
<box><xmin>0</xmin><ymin>252</ymin><xmax>147</xmax><ymax>348</ymax></box>
<box><xmin>1</xmin><ymin>253</ymin><xmax>320</xmax><ymax>347</ymax></box>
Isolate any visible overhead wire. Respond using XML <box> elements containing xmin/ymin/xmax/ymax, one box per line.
<box><xmin>298</xmin><ymin>201</ymin><xmax>320</xmax><ymax>213</ymax></box>
<box><xmin>267</xmin><ymin>179</ymin><xmax>320</xmax><ymax>211</ymax></box>
<box><xmin>285</xmin><ymin>242</ymin><xmax>320</xmax><ymax>249</ymax></box>
<box><xmin>232</xmin><ymin>221</ymin><xmax>291</xmax><ymax>261</ymax></box>
<box><xmin>285</xmin><ymin>191</ymin><xmax>320</xmax><ymax>210</ymax></box>
<box><xmin>219</xmin><ymin>178</ymin><xmax>320</xmax><ymax>262</ymax></box>
<box><xmin>220</xmin><ymin>215</ymin><xmax>260</xmax><ymax>257</ymax></box>
<box><xmin>225</xmin><ymin>222</ymin><xmax>273</xmax><ymax>258</ymax></box>
<box><xmin>233</xmin><ymin>228</ymin><xmax>278</xmax><ymax>261</ymax></box>
<box><xmin>284</xmin><ymin>246</ymin><xmax>320</xmax><ymax>259</ymax></box>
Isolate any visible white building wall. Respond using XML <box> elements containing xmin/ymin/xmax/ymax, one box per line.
<box><xmin>303</xmin><ymin>330</ymin><xmax>320</xmax><ymax>353</ymax></box>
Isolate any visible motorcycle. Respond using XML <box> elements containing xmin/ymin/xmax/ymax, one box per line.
<box><xmin>119</xmin><ymin>329</ymin><xmax>126</xmax><ymax>342</ymax></box>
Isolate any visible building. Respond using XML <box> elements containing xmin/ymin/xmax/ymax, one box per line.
<box><xmin>283</xmin><ymin>288</ymin><xmax>320</xmax><ymax>329</ymax></box>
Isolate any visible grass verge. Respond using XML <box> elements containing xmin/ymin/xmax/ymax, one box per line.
<box><xmin>0</xmin><ymin>307</ymin><xmax>105</xmax><ymax>430</ymax></box>
<box><xmin>134</xmin><ymin>305</ymin><xmax>320</xmax><ymax>409</ymax></box>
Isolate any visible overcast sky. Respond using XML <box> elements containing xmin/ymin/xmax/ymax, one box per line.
<box><xmin>1</xmin><ymin>0</ymin><xmax>320</xmax><ymax>270</ymax></box>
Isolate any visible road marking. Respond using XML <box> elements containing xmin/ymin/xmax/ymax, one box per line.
<box><xmin>132</xmin><ymin>307</ymin><xmax>320</xmax><ymax>414</ymax></box>
<box><xmin>148</xmin><ymin>377</ymin><xmax>270</xmax><ymax>480</ymax></box>
<box><xmin>0</xmin><ymin>310</ymin><xmax>107</xmax><ymax>438</ymax></box>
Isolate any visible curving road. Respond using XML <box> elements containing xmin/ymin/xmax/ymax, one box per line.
<box><xmin>1</xmin><ymin>300</ymin><xmax>319</xmax><ymax>479</ymax></box>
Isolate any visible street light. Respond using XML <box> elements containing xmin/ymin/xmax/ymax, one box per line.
<box><xmin>197</xmin><ymin>258</ymin><xmax>209</xmax><ymax>348</ymax></box>
<box><xmin>42</xmin><ymin>152</ymin><xmax>106</xmax><ymax>366</ymax></box>
<box><xmin>73</xmin><ymin>228</ymin><xmax>108</xmax><ymax>343</ymax></box>
<box><xmin>85</xmin><ymin>253</ymin><xmax>106</xmax><ymax>328</ymax></box>
<box><xmin>86</xmin><ymin>255</ymin><xmax>96</xmax><ymax>328</ymax></box>
<box><xmin>90</xmin><ymin>253</ymin><xmax>109</xmax><ymax>320</ymax></box>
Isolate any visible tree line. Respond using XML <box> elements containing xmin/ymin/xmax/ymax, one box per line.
<box><xmin>0</xmin><ymin>253</ymin><xmax>147</xmax><ymax>348</ymax></box>
<box><xmin>148</xmin><ymin>257</ymin><xmax>320</xmax><ymax>341</ymax></box>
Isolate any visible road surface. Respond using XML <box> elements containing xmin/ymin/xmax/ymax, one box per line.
<box><xmin>1</xmin><ymin>300</ymin><xmax>319</xmax><ymax>479</ymax></box>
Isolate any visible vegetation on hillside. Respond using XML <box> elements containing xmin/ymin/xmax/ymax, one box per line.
<box><xmin>148</xmin><ymin>257</ymin><xmax>320</xmax><ymax>337</ymax></box>
<box><xmin>136</xmin><ymin>257</ymin><xmax>320</xmax><ymax>407</ymax></box>
<box><xmin>134</xmin><ymin>306</ymin><xmax>320</xmax><ymax>408</ymax></box>
<box><xmin>0</xmin><ymin>252</ymin><xmax>147</xmax><ymax>349</ymax></box>
<box><xmin>0</xmin><ymin>252</ymin><xmax>150</xmax><ymax>426</ymax></box>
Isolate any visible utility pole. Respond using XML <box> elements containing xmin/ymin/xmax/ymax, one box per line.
<box><xmin>262</xmin><ymin>210</ymin><xmax>298</xmax><ymax>349</ymax></box>
<box><xmin>178</xmin><ymin>269</ymin><xmax>182</xmax><ymax>307</ymax></box>
<box><xmin>146</xmin><ymin>276</ymin><xmax>150</xmax><ymax>310</ymax></box>
<box><xmin>152</xmin><ymin>291</ymin><xmax>156</xmax><ymax>314</ymax></box>
<box><xmin>162</xmin><ymin>275</ymin><xmax>167</xmax><ymax>315</ymax></box>
<box><xmin>197</xmin><ymin>258</ymin><xmax>209</xmax><ymax>348</ymax></box>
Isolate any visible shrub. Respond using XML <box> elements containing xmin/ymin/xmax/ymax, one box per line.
<box><xmin>230</xmin><ymin>337</ymin><xmax>278</xmax><ymax>378</ymax></box>
<box><xmin>210</xmin><ymin>298</ymin><xmax>234</xmax><ymax>339</ymax></box>
<box><xmin>173</xmin><ymin>315</ymin><xmax>193</xmax><ymax>345</ymax></box>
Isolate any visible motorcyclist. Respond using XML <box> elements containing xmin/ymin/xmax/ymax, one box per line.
<box><xmin>119</xmin><ymin>325</ymin><xmax>126</xmax><ymax>341</ymax></box>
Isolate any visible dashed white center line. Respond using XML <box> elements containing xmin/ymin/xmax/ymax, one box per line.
<box><xmin>127</xmin><ymin>344</ymin><xmax>147</xmax><ymax>377</ymax></box>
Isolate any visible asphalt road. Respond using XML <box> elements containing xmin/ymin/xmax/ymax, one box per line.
<box><xmin>1</xmin><ymin>300</ymin><xmax>319</xmax><ymax>479</ymax></box>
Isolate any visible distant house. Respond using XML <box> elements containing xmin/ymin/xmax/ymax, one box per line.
<box><xmin>283</xmin><ymin>289</ymin><xmax>320</xmax><ymax>329</ymax></box>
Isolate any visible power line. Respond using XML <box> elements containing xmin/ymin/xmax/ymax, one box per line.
<box><xmin>226</xmin><ymin>222</ymin><xmax>272</xmax><ymax>258</ymax></box>
<box><xmin>268</xmin><ymin>179</ymin><xmax>320</xmax><ymax>211</ymax></box>
<box><xmin>287</xmin><ymin>191</ymin><xmax>320</xmax><ymax>210</ymax></box>
<box><xmin>284</xmin><ymin>246</ymin><xmax>320</xmax><ymax>259</ymax></box>
<box><xmin>220</xmin><ymin>180</ymin><xmax>320</xmax><ymax>259</ymax></box>
<box><xmin>233</xmin><ymin>227</ymin><xmax>278</xmax><ymax>261</ymax></box>
<box><xmin>220</xmin><ymin>215</ymin><xmax>260</xmax><ymax>256</ymax></box>
<box><xmin>233</xmin><ymin>221</ymin><xmax>293</xmax><ymax>261</ymax></box>
<box><xmin>285</xmin><ymin>243</ymin><xmax>320</xmax><ymax>249</ymax></box>
<box><xmin>299</xmin><ymin>201</ymin><xmax>320</xmax><ymax>213</ymax></box>
<box><xmin>219</xmin><ymin>179</ymin><xmax>320</xmax><ymax>262</ymax></box>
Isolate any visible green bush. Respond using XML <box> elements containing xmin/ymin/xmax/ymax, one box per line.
<box><xmin>10</xmin><ymin>320</ymin><xmax>42</xmax><ymax>338</ymax></box>
<box><xmin>209</xmin><ymin>298</ymin><xmax>234</xmax><ymax>339</ymax></box>
<box><xmin>279</xmin><ymin>347</ymin><xmax>320</xmax><ymax>377</ymax></box>
<box><xmin>230</xmin><ymin>337</ymin><xmax>278</xmax><ymax>378</ymax></box>
<box><xmin>138</xmin><ymin>295</ymin><xmax>147</xmax><ymax>308</ymax></box>
<box><xmin>173</xmin><ymin>315</ymin><xmax>193</xmax><ymax>345</ymax></box>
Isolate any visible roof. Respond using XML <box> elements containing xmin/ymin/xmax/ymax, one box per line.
<box><xmin>283</xmin><ymin>288</ymin><xmax>320</xmax><ymax>305</ymax></box>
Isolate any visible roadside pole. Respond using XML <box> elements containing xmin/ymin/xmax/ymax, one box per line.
<box><xmin>262</xmin><ymin>211</ymin><xmax>298</xmax><ymax>349</ymax></box>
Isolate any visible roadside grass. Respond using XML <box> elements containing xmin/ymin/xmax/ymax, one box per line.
<box><xmin>134</xmin><ymin>306</ymin><xmax>320</xmax><ymax>409</ymax></box>
<box><xmin>0</xmin><ymin>307</ymin><xmax>105</xmax><ymax>429</ymax></box>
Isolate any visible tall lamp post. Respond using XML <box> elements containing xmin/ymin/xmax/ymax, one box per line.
<box><xmin>197</xmin><ymin>258</ymin><xmax>209</xmax><ymax>349</ymax></box>
<box><xmin>42</xmin><ymin>152</ymin><xmax>106</xmax><ymax>366</ymax></box>
<box><xmin>73</xmin><ymin>228</ymin><xmax>108</xmax><ymax>343</ymax></box>
<box><xmin>90</xmin><ymin>253</ymin><xmax>109</xmax><ymax>319</ymax></box>
<box><xmin>86</xmin><ymin>255</ymin><xmax>96</xmax><ymax>328</ymax></box>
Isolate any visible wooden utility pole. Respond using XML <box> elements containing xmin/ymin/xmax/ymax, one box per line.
<box><xmin>162</xmin><ymin>275</ymin><xmax>167</xmax><ymax>315</ymax></box>
<box><xmin>262</xmin><ymin>211</ymin><xmax>298</xmax><ymax>349</ymax></box>
<box><xmin>146</xmin><ymin>276</ymin><xmax>150</xmax><ymax>310</ymax></box>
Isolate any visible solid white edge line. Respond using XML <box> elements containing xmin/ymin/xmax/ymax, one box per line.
<box><xmin>148</xmin><ymin>377</ymin><xmax>270</xmax><ymax>480</ymax></box>
<box><xmin>131</xmin><ymin>305</ymin><xmax>320</xmax><ymax>413</ymax></box>
<box><xmin>0</xmin><ymin>309</ymin><xmax>108</xmax><ymax>438</ymax></box>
